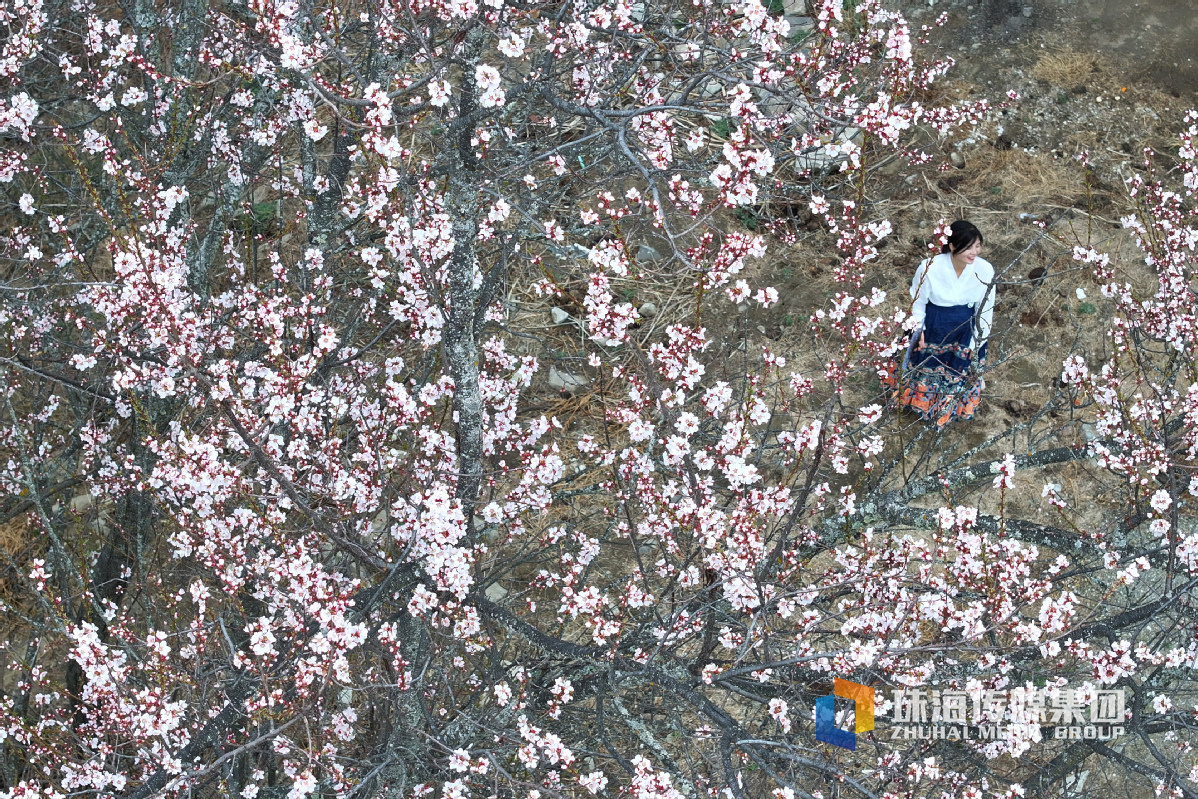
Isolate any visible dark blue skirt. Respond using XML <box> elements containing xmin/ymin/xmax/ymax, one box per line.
<box><xmin>911</xmin><ymin>301</ymin><xmax>987</xmax><ymax>376</ymax></box>
<box><xmin>882</xmin><ymin>302</ymin><xmax>987</xmax><ymax>427</ymax></box>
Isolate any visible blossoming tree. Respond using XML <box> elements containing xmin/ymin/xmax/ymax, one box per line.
<box><xmin>0</xmin><ymin>0</ymin><xmax>1196</xmax><ymax>797</ymax></box>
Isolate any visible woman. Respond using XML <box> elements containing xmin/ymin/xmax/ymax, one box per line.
<box><xmin>883</xmin><ymin>220</ymin><xmax>994</xmax><ymax>428</ymax></box>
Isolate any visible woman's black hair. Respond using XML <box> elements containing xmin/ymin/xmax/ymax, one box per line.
<box><xmin>941</xmin><ymin>220</ymin><xmax>983</xmax><ymax>255</ymax></box>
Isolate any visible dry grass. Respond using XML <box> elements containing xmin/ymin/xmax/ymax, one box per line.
<box><xmin>962</xmin><ymin>147</ymin><xmax>1091</xmax><ymax>209</ymax></box>
<box><xmin>0</xmin><ymin>514</ymin><xmax>39</xmax><ymax>595</ymax></box>
<box><xmin>1031</xmin><ymin>48</ymin><xmax>1101</xmax><ymax>88</ymax></box>
<box><xmin>0</xmin><ymin>514</ymin><xmax>42</xmax><ymax>644</ymax></box>
<box><xmin>0</xmin><ymin>516</ymin><xmax>31</xmax><ymax>556</ymax></box>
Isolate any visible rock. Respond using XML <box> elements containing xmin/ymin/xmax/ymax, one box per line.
<box><xmin>784</xmin><ymin>15</ymin><xmax>815</xmax><ymax>35</ymax></box>
<box><xmin>1004</xmin><ymin>399</ymin><xmax>1028</xmax><ymax>416</ymax></box>
<box><xmin>550</xmin><ymin>307</ymin><xmax>571</xmax><ymax>325</ymax></box>
<box><xmin>69</xmin><ymin>494</ymin><xmax>95</xmax><ymax>514</ymax></box>
<box><xmin>938</xmin><ymin>174</ymin><xmax>964</xmax><ymax>192</ymax></box>
<box><xmin>950</xmin><ymin>150</ymin><xmax>966</xmax><ymax>169</ymax></box>
<box><xmin>1022</xmin><ymin>5</ymin><xmax>1032</xmax><ymax>16</ymax></box>
<box><xmin>474</xmin><ymin>515</ymin><xmax>502</xmax><ymax>544</ymax></box>
<box><xmin>485</xmin><ymin>583</ymin><xmax>509</xmax><ymax>603</ymax></box>
<box><xmin>549</xmin><ymin>366</ymin><xmax>589</xmax><ymax>395</ymax></box>
<box><xmin>638</xmin><ymin>302</ymin><xmax>658</xmax><ymax>318</ymax></box>
<box><xmin>699</xmin><ymin>79</ymin><xmax>722</xmax><ymax>100</ymax></box>
<box><xmin>792</xmin><ymin>124</ymin><xmax>863</xmax><ymax>175</ymax></box>
<box><xmin>636</xmin><ymin>243</ymin><xmax>664</xmax><ymax>263</ymax></box>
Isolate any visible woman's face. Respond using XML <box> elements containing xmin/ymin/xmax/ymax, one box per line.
<box><xmin>954</xmin><ymin>239</ymin><xmax>982</xmax><ymax>264</ymax></box>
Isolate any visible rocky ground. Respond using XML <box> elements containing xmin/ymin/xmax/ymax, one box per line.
<box><xmin>915</xmin><ymin>0</ymin><xmax>1197</xmax><ymax>179</ymax></box>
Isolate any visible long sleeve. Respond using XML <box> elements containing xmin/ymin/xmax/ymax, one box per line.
<box><xmin>909</xmin><ymin>258</ymin><xmax>932</xmax><ymax>332</ymax></box>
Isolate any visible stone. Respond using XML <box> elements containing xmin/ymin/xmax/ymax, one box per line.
<box><xmin>69</xmin><ymin>494</ymin><xmax>94</xmax><ymax>514</ymax></box>
<box><xmin>548</xmin><ymin>366</ymin><xmax>589</xmax><ymax>395</ymax></box>
<box><xmin>550</xmin><ymin>307</ymin><xmax>571</xmax><ymax>325</ymax></box>
<box><xmin>1004</xmin><ymin>399</ymin><xmax>1028</xmax><ymax>416</ymax></box>
<box><xmin>793</xmin><ymin>147</ymin><xmax>837</xmax><ymax>176</ymax></box>
<box><xmin>784</xmin><ymin>15</ymin><xmax>815</xmax><ymax>35</ymax></box>
<box><xmin>950</xmin><ymin>150</ymin><xmax>966</xmax><ymax>169</ymax></box>
<box><xmin>638</xmin><ymin>302</ymin><xmax>658</xmax><ymax>318</ymax></box>
<box><xmin>485</xmin><ymin>583</ymin><xmax>509</xmax><ymax>603</ymax></box>
<box><xmin>791</xmin><ymin>125</ymin><xmax>863</xmax><ymax>175</ymax></box>
<box><xmin>636</xmin><ymin>243</ymin><xmax>664</xmax><ymax>263</ymax></box>
<box><xmin>474</xmin><ymin>515</ymin><xmax>502</xmax><ymax>544</ymax></box>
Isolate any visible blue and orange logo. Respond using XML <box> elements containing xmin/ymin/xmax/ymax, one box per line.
<box><xmin>815</xmin><ymin>678</ymin><xmax>875</xmax><ymax>750</ymax></box>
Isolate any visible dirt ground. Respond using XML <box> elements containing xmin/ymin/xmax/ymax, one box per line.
<box><xmin>945</xmin><ymin>0</ymin><xmax>1198</xmax><ymax>99</ymax></box>
<box><xmin>916</xmin><ymin>0</ymin><xmax>1198</xmax><ymax>153</ymax></box>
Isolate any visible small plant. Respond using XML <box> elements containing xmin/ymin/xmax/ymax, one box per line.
<box><xmin>237</xmin><ymin>201</ymin><xmax>278</xmax><ymax>236</ymax></box>
<box><xmin>736</xmin><ymin>209</ymin><xmax>759</xmax><ymax>230</ymax></box>
<box><xmin>1079</xmin><ymin>301</ymin><xmax>1097</xmax><ymax>314</ymax></box>
<box><xmin>711</xmin><ymin>118</ymin><xmax>732</xmax><ymax>139</ymax></box>
<box><xmin>1055</xmin><ymin>92</ymin><xmax>1069</xmax><ymax>105</ymax></box>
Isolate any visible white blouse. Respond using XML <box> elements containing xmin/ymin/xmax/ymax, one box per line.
<box><xmin>909</xmin><ymin>253</ymin><xmax>995</xmax><ymax>345</ymax></box>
